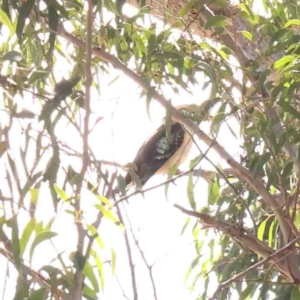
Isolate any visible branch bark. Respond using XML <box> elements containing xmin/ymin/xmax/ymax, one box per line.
<box><xmin>174</xmin><ymin>204</ymin><xmax>300</xmax><ymax>284</ymax></box>
<box><xmin>69</xmin><ymin>1</ymin><xmax>94</xmax><ymax>299</ymax></box>
<box><xmin>57</xmin><ymin>25</ymin><xmax>300</xmax><ymax>281</ymax></box>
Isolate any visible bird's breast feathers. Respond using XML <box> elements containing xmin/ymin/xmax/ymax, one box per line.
<box><xmin>154</xmin><ymin>127</ymin><xmax>184</xmax><ymax>159</ymax></box>
<box><xmin>124</xmin><ymin>122</ymin><xmax>193</xmax><ymax>187</ymax></box>
<box><xmin>154</xmin><ymin>123</ymin><xmax>192</xmax><ymax>174</ymax></box>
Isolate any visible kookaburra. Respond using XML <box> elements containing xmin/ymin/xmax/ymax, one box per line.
<box><xmin>120</xmin><ymin>103</ymin><xmax>213</xmax><ymax>190</ymax></box>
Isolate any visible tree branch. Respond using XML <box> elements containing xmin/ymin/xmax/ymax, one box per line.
<box><xmin>70</xmin><ymin>2</ymin><xmax>94</xmax><ymax>299</ymax></box>
<box><xmin>174</xmin><ymin>204</ymin><xmax>300</xmax><ymax>284</ymax></box>
<box><xmin>57</xmin><ymin>24</ymin><xmax>300</xmax><ymax>281</ymax></box>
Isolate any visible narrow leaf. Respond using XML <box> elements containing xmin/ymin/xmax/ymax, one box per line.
<box><xmin>274</xmin><ymin>55</ymin><xmax>295</xmax><ymax>69</ymax></box>
<box><xmin>86</xmin><ymin>224</ymin><xmax>104</xmax><ymax>249</ymax></box>
<box><xmin>30</xmin><ymin>188</ymin><xmax>39</xmax><ymax>206</ymax></box>
<box><xmin>240</xmin><ymin>30</ymin><xmax>253</xmax><ymax>41</ymax></box>
<box><xmin>165</xmin><ymin>163</ymin><xmax>178</xmax><ymax>197</ymax></box>
<box><xmin>187</xmin><ymin>172</ymin><xmax>196</xmax><ymax>209</ymax></box>
<box><xmin>83</xmin><ymin>259</ymin><xmax>99</xmax><ymax>293</ymax></box>
<box><xmin>291</xmin><ymin>286</ymin><xmax>300</xmax><ymax>300</ymax></box>
<box><xmin>111</xmin><ymin>248</ymin><xmax>116</xmax><ymax>275</ymax></box>
<box><xmin>257</xmin><ymin>218</ymin><xmax>268</xmax><ymax>241</ymax></box>
<box><xmin>95</xmin><ymin>195</ymin><xmax>113</xmax><ymax>208</ymax></box>
<box><xmin>284</xmin><ymin>19</ymin><xmax>300</xmax><ymax>28</ymax></box>
<box><xmin>20</xmin><ymin>218</ymin><xmax>36</xmax><ymax>257</ymax></box>
<box><xmin>47</xmin><ymin>4</ymin><xmax>58</xmax><ymax>58</ymax></box>
<box><xmin>278</xmin><ymin>99</ymin><xmax>300</xmax><ymax>121</ymax></box>
<box><xmin>208</xmin><ymin>179</ymin><xmax>219</xmax><ymax>205</ymax></box>
<box><xmin>92</xmin><ymin>250</ymin><xmax>105</xmax><ymax>290</ymax></box>
<box><xmin>0</xmin><ymin>9</ymin><xmax>14</xmax><ymax>34</ymax></box>
<box><xmin>83</xmin><ymin>285</ymin><xmax>97</xmax><ymax>300</ymax></box>
<box><xmin>54</xmin><ymin>184</ymin><xmax>70</xmax><ymax>201</ymax></box>
<box><xmin>95</xmin><ymin>204</ymin><xmax>121</xmax><ymax>227</ymax></box>
<box><xmin>28</xmin><ymin>288</ymin><xmax>47</xmax><ymax>300</ymax></box>
<box><xmin>30</xmin><ymin>231</ymin><xmax>57</xmax><ymax>262</ymax></box>
<box><xmin>204</xmin><ymin>15</ymin><xmax>231</xmax><ymax>29</ymax></box>
<box><xmin>268</xmin><ymin>219</ymin><xmax>276</xmax><ymax>248</ymax></box>
<box><xmin>16</xmin><ymin>0</ymin><xmax>35</xmax><ymax>43</ymax></box>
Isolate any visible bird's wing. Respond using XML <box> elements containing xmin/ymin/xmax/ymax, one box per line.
<box><xmin>125</xmin><ymin>122</ymin><xmax>191</xmax><ymax>186</ymax></box>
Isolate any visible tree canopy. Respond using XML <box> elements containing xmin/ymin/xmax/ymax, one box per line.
<box><xmin>1</xmin><ymin>0</ymin><xmax>300</xmax><ymax>299</ymax></box>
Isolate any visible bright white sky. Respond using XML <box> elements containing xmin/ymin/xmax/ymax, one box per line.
<box><xmin>0</xmin><ymin>1</ymin><xmax>250</xmax><ymax>299</ymax></box>
<box><xmin>0</xmin><ymin>66</ymin><xmax>241</xmax><ymax>300</ymax></box>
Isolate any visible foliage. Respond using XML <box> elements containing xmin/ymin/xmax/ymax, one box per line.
<box><xmin>1</xmin><ymin>0</ymin><xmax>300</xmax><ymax>299</ymax></box>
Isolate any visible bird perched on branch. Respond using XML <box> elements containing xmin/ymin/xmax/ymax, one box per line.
<box><xmin>117</xmin><ymin>102</ymin><xmax>217</xmax><ymax>193</ymax></box>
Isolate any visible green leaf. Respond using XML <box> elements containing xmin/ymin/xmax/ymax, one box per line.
<box><xmin>251</xmin><ymin>153</ymin><xmax>271</xmax><ymax>175</ymax></box>
<box><xmin>189</xmin><ymin>156</ymin><xmax>201</xmax><ymax>169</ymax></box>
<box><xmin>9</xmin><ymin>217</ymin><xmax>20</xmax><ymax>264</ymax></box>
<box><xmin>104</xmin><ymin>0</ymin><xmax>120</xmax><ymax>16</ymax></box>
<box><xmin>47</xmin><ymin>4</ymin><xmax>59</xmax><ymax>59</ymax></box>
<box><xmin>117</xmin><ymin>175</ymin><xmax>126</xmax><ymax>196</ymax></box>
<box><xmin>211</xmin><ymin>102</ymin><xmax>227</xmax><ymax>133</ymax></box>
<box><xmin>45</xmin><ymin>217</ymin><xmax>55</xmax><ymax>231</ymax></box>
<box><xmin>30</xmin><ymin>188</ymin><xmax>39</xmax><ymax>206</ymax></box>
<box><xmin>111</xmin><ymin>248</ymin><xmax>116</xmax><ymax>275</ymax></box>
<box><xmin>28</xmin><ymin>69</ymin><xmax>49</xmax><ymax>84</ymax></box>
<box><xmin>1</xmin><ymin>0</ymin><xmax>10</xmax><ymax>20</ymax></box>
<box><xmin>49</xmin><ymin>0</ymin><xmax>68</xmax><ymax>18</ymax></box>
<box><xmin>284</xmin><ymin>19</ymin><xmax>300</xmax><ymax>28</ymax></box>
<box><xmin>16</xmin><ymin>0</ymin><xmax>35</xmax><ymax>43</ymax></box>
<box><xmin>127</xmin><ymin>167</ymin><xmax>143</xmax><ymax>189</ymax></box>
<box><xmin>28</xmin><ymin>288</ymin><xmax>47</xmax><ymax>300</ymax></box>
<box><xmin>167</xmin><ymin>62</ymin><xmax>175</xmax><ymax>75</ymax></box>
<box><xmin>179</xmin><ymin>1</ymin><xmax>194</xmax><ymax>17</ymax></box>
<box><xmin>187</xmin><ymin>172</ymin><xmax>196</xmax><ymax>209</ymax></box>
<box><xmin>291</xmin><ymin>286</ymin><xmax>300</xmax><ymax>300</ymax></box>
<box><xmin>180</xmin><ymin>217</ymin><xmax>190</xmax><ymax>235</ymax></box>
<box><xmin>95</xmin><ymin>195</ymin><xmax>113</xmax><ymax>208</ymax></box>
<box><xmin>278</xmin><ymin>99</ymin><xmax>300</xmax><ymax>121</ymax></box>
<box><xmin>239</xmin><ymin>284</ymin><xmax>253</xmax><ymax>300</ymax></box>
<box><xmin>204</xmin><ymin>15</ymin><xmax>231</xmax><ymax>29</ymax></box>
<box><xmin>257</xmin><ymin>218</ymin><xmax>268</xmax><ymax>241</ymax></box>
<box><xmin>86</xmin><ymin>224</ymin><xmax>105</xmax><ymax>249</ymax></box>
<box><xmin>54</xmin><ymin>184</ymin><xmax>70</xmax><ymax>201</ymax></box>
<box><xmin>90</xmin><ymin>249</ymin><xmax>105</xmax><ymax>290</ymax></box>
<box><xmin>274</xmin><ymin>55</ymin><xmax>296</xmax><ymax>69</ymax></box>
<box><xmin>165</xmin><ymin>163</ymin><xmax>179</xmax><ymax>196</ymax></box>
<box><xmin>172</xmin><ymin>20</ymin><xmax>184</xmax><ymax>28</ymax></box>
<box><xmin>282</xmin><ymin>162</ymin><xmax>293</xmax><ymax>187</ymax></box>
<box><xmin>208</xmin><ymin>178</ymin><xmax>219</xmax><ymax>205</ymax></box>
<box><xmin>95</xmin><ymin>204</ymin><xmax>121</xmax><ymax>227</ymax></box>
<box><xmin>240</xmin><ymin>30</ymin><xmax>253</xmax><ymax>41</ymax></box>
<box><xmin>185</xmin><ymin>256</ymin><xmax>200</xmax><ymax>282</ymax></box>
<box><xmin>83</xmin><ymin>259</ymin><xmax>99</xmax><ymax>293</ymax></box>
<box><xmin>0</xmin><ymin>9</ymin><xmax>14</xmax><ymax>34</ymax></box>
<box><xmin>30</xmin><ymin>231</ymin><xmax>58</xmax><ymax>263</ymax></box>
<box><xmin>20</xmin><ymin>218</ymin><xmax>36</xmax><ymax>257</ymax></box>
<box><xmin>83</xmin><ymin>285</ymin><xmax>97</xmax><ymax>300</ymax></box>
<box><xmin>259</xmin><ymin>152</ymin><xmax>271</xmax><ymax>168</ymax></box>
<box><xmin>268</xmin><ymin>219</ymin><xmax>276</xmax><ymax>248</ymax></box>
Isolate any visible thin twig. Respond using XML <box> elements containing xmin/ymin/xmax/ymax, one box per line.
<box><xmin>70</xmin><ymin>1</ymin><xmax>94</xmax><ymax>299</ymax></box>
<box><xmin>209</xmin><ymin>235</ymin><xmax>300</xmax><ymax>300</ymax></box>
<box><xmin>57</xmin><ymin>24</ymin><xmax>300</xmax><ymax>280</ymax></box>
<box><xmin>122</xmin><ymin>204</ymin><xmax>158</xmax><ymax>300</ymax></box>
<box><xmin>115</xmin><ymin>203</ymin><xmax>138</xmax><ymax>300</ymax></box>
